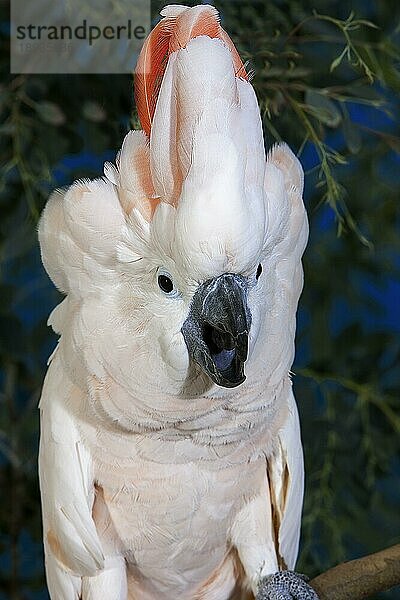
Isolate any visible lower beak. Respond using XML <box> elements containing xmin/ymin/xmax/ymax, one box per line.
<box><xmin>182</xmin><ymin>273</ymin><xmax>251</xmax><ymax>388</ymax></box>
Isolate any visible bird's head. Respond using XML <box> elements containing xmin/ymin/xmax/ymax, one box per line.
<box><xmin>115</xmin><ymin>127</ymin><xmax>265</xmax><ymax>390</ymax></box>
<box><xmin>38</xmin><ymin>6</ymin><xmax>307</xmax><ymax>430</ymax></box>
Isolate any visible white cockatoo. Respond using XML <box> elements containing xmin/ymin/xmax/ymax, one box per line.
<box><xmin>38</xmin><ymin>5</ymin><xmax>318</xmax><ymax>600</ymax></box>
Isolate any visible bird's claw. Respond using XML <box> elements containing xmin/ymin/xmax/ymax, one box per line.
<box><xmin>256</xmin><ymin>570</ymin><xmax>320</xmax><ymax>600</ymax></box>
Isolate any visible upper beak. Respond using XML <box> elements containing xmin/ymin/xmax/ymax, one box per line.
<box><xmin>181</xmin><ymin>273</ymin><xmax>251</xmax><ymax>388</ymax></box>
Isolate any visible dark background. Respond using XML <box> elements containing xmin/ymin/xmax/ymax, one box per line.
<box><xmin>0</xmin><ymin>0</ymin><xmax>399</xmax><ymax>598</ymax></box>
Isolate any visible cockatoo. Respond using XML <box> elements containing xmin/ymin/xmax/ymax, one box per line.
<box><xmin>38</xmin><ymin>5</ymin><xmax>318</xmax><ymax>600</ymax></box>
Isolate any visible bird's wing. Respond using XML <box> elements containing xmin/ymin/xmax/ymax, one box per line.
<box><xmin>263</xmin><ymin>143</ymin><xmax>307</xmax><ymax>570</ymax></box>
<box><xmin>39</xmin><ymin>354</ymin><xmax>104</xmax><ymax>580</ymax></box>
<box><xmin>267</xmin><ymin>386</ymin><xmax>304</xmax><ymax>570</ymax></box>
<box><xmin>230</xmin><ymin>383</ymin><xmax>304</xmax><ymax>596</ymax></box>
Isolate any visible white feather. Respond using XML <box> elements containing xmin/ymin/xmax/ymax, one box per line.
<box><xmin>39</xmin><ymin>356</ymin><xmax>104</xmax><ymax>588</ymax></box>
<box><xmin>39</xmin><ymin>11</ymin><xmax>309</xmax><ymax>599</ymax></box>
<box><xmin>150</xmin><ymin>52</ymin><xmax>179</xmax><ymax>202</ymax></box>
<box><xmin>160</xmin><ymin>4</ymin><xmax>188</xmax><ymax>18</ymax></box>
<box><xmin>268</xmin><ymin>387</ymin><xmax>304</xmax><ymax>570</ymax></box>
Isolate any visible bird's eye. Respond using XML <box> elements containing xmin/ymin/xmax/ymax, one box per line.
<box><xmin>256</xmin><ymin>263</ymin><xmax>263</xmax><ymax>280</ymax></box>
<box><xmin>158</xmin><ymin>274</ymin><xmax>174</xmax><ymax>293</ymax></box>
<box><xmin>158</xmin><ymin>272</ymin><xmax>174</xmax><ymax>294</ymax></box>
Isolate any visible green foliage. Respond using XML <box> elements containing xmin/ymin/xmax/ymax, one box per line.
<box><xmin>0</xmin><ymin>0</ymin><xmax>399</xmax><ymax>598</ymax></box>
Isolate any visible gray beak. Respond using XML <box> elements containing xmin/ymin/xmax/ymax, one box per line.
<box><xmin>181</xmin><ymin>273</ymin><xmax>251</xmax><ymax>388</ymax></box>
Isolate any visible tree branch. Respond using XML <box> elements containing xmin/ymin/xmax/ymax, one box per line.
<box><xmin>310</xmin><ymin>544</ymin><xmax>400</xmax><ymax>599</ymax></box>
